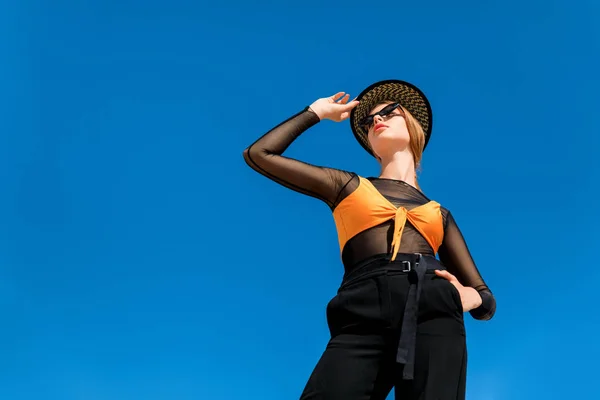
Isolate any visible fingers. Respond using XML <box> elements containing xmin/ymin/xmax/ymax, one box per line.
<box><xmin>345</xmin><ymin>100</ymin><xmax>360</xmax><ymax>109</ymax></box>
<box><xmin>327</xmin><ymin>92</ymin><xmax>360</xmax><ymax>121</ymax></box>
<box><xmin>331</xmin><ymin>92</ymin><xmax>346</xmax><ymax>102</ymax></box>
<box><xmin>331</xmin><ymin>93</ymin><xmax>356</xmax><ymax>105</ymax></box>
<box><xmin>335</xmin><ymin>94</ymin><xmax>359</xmax><ymax>109</ymax></box>
<box><xmin>337</xmin><ymin>94</ymin><xmax>351</xmax><ymax>105</ymax></box>
<box><xmin>434</xmin><ymin>269</ymin><xmax>457</xmax><ymax>282</ymax></box>
<box><xmin>338</xmin><ymin>101</ymin><xmax>359</xmax><ymax>121</ymax></box>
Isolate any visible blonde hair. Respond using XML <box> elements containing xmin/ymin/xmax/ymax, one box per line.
<box><xmin>371</xmin><ymin>102</ymin><xmax>426</xmax><ymax>189</ymax></box>
<box><xmin>400</xmin><ymin>105</ymin><xmax>426</xmax><ymax>189</ymax></box>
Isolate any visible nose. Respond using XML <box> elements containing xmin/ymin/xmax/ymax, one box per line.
<box><xmin>373</xmin><ymin>114</ymin><xmax>384</xmax><ymax>124</ymax></box>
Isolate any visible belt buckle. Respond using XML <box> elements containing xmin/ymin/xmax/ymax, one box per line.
<box><xmin>401</xmin><ymin>261</ymin><xmax>411</xmax><ymax>272</ymax></box>
<box><xmin>402</xmin><ymin>253</ymin><xmax>422</xmax><ymax>272</ymax></box>
<box><xmin>414</xmin><ymin>253</ymin><xmax>422</xmax><ymax>264</ymax></box>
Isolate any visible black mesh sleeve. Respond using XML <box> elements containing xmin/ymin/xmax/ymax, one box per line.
<box><xmin>243</xmin><ymin>107</ymin><xmax>356</xmax><ymax>209</ymax></box>
<box><xmin>438</xmin><ymin>211</ymin><xmax>496</xmax><ymax>320</ymax></box>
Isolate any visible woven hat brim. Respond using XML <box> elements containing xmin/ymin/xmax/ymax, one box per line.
<box><xmin>349</xmin><ymin>80</ymin><xmax>433</xmax><ymax>157</ymax></box>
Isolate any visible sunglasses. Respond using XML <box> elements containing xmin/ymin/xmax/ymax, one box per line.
<box><xmin>360</xmin><ymin>103</ymin><xmax>403</xmax><ymax>131</ymax></box>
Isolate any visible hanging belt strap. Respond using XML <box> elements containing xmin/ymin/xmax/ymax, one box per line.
<box><xmin>396</xmin><ymin>254</ymin><xmax>446</xmax><ymax>380</ymax></box>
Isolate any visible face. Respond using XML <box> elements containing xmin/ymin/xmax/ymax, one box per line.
<box><xmin>362</xmin><ymin>102</ymin><xmax>410</xmax><ymax>159</ymax></box>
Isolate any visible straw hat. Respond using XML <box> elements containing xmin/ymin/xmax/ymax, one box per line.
<box><xmin>349</xmin><ymin>79</ymin><xmax>433</xmax><ymax>157</ymax></box>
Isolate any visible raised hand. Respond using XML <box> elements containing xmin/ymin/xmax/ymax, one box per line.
<box><xmin>434</xmin><ymin>269</ymin><xmax>483</xmax><ymax>312</ymax></box>
<box><xmin>309</xmin><ymin>92</ymin><xmax>360</xmax><ymax>122</ymax></box>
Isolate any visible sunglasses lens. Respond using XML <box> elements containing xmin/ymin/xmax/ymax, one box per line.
<box><xmin>380</xmin><ymin>103</ymin><xmax>398</xmax><ymax>116</ymax></box>
<box><xmin>360</xmin><ymin>103</ymin><xmax>400</xmax><ymax>130</ymax></box>
<box><xmin>361</xmin><ymin>116</ymin><xmax>373</xmax><ymax>129</ymax></box>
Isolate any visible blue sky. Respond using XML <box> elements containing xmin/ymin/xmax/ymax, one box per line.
<box><xmin>1</xmin><ymin>1</ymin><xmax>599</xmax><ymax>399</ymax></box>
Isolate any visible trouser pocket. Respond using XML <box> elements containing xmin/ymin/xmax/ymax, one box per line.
<box><xmin>422</xmin><ymin>276</ymin><xmax>464</xmax><ymax>319</ymax></box>
<box><xmin>447</xmin><ymin>280</ymin><xmax>464</xmax><ymax>316</ymax></box>
<box><xmin>326</xmin><ymin>276</ymin><xmax>388</xmax><ymax>337</ymax></box>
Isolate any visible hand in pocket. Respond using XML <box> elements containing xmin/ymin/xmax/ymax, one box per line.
<box><xmin>434</xmin><ymin>270</ymin><xmax>482</xmax><ymax>312</ymax></box>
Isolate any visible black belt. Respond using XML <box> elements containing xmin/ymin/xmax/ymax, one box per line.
<box><xmin>395</xmin><ymin>253</ymin><xmax>446</xmax><ymax>380</ymax></box>
<box><xmin>342</xmin><ymin>253</ymin><xmax>446</xmax><ymax>380</ymax></box>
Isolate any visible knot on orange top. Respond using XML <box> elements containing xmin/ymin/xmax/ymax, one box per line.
<box><xmin>391</xmin><ymin>207</ymin><xmax>408</xmax><ymax>261</ymax></box>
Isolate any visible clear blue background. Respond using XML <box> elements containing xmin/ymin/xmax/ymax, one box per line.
<box><xmin>2</xmin><ymin>1</ymin><xmax>599</xmax><ymax>399</ymax></box>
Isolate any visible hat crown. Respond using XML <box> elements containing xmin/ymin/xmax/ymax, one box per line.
<box><xmin>350</xmin><ymin>79</ymin><xmax>433</xmax><ymax>157</ymax></box>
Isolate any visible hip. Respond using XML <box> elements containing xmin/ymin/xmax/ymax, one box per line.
<box><xmin>326</xmin><ymin>253</ymin><xmax>465</xmax><ymax>336</ymax></box>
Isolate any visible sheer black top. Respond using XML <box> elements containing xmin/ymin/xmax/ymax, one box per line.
<box><xmin>243</xmin><ymin>107</ymin><xmax>495</xmax><ymax>320</ymax></box>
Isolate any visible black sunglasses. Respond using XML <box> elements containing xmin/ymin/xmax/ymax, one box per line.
<box><xmin>360</xmin><ymin>103</ymin><xmax>403</xmax><ymax>130</ymax></box>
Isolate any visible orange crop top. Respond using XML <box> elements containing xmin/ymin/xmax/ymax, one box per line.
<box><xmin>332</xmin><ymin>177</ymin><xmax>444</xmax><ymax>261</ymax></box>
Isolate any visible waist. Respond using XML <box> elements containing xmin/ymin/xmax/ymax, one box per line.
<box><xmin>341</xmin><ymin>253</ymin><xmax>444</xmax><ymax>289</ymax></box>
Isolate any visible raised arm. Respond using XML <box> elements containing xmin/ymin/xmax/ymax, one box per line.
<box><xmin>438</xmin><ymin>211</ymin><xmax>496</xmax><ymax>320</ymax></box>
<box><xmin>243</xmin><ymin>93</ymin><xmax>360</xmax><ymax>209</ymax></box>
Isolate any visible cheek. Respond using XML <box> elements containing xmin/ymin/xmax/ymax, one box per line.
<box><xmin>391</xmin><ymin>118</ymin><xmax>410</xmax><ymax>137</ymax></box>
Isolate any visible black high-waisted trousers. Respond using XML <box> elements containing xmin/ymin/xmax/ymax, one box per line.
<box><xmin>299</xmin><ymin>253</ymin><xmax>467</xmax><ymax>400</ymax></box>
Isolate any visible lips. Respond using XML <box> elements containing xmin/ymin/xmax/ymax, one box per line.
<box><xmin>374</xmin><ymin>123</ymin><xmax>388</xmax><ymax>131</ymax></box>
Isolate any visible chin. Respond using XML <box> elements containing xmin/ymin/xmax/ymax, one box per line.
<box><xmin>371</xmin><ymin>136</ymin><xmax>410</xmax><ymax>155</ymax></box>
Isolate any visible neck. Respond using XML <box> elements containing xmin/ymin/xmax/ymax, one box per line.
<box><xmin>378</xmin><ymin>150</ymin><xmax>417</xmax><ymax>187</ymax></box>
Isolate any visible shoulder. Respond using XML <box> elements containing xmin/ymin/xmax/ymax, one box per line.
<box><xmin>438</xmin><ymin>205</ymin><xmax>455</xmax><ymax>229</ymax></box>
<box><xmin>328</xmin><ymin>170</ymin><xmax>361</xmax><ymax>210</ymax></box>
<box><xmin>330</xmin><ymin>169</ymin><xmax>360</xmax><ymax>186</ymax></box>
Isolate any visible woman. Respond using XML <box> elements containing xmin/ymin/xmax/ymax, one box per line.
<box><xmin>243</xmin><ymin>79</ymin><xmax>496</xmax><ymax>400</ymax></box>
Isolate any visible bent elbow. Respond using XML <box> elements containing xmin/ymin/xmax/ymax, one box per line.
<box><xmin>469</xmin><ymin>290</ymin><xmax>496</xmax><ymax>321</ymax></box>
<box><xmin>243</xmin><ymin>145</ymin><xmax>264</xmax><ymax>171</ymax></box>
<box><xmin>472</xmin><ymin>308</ymin><xmax>496</xmax><ymax>321</ymax></box>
